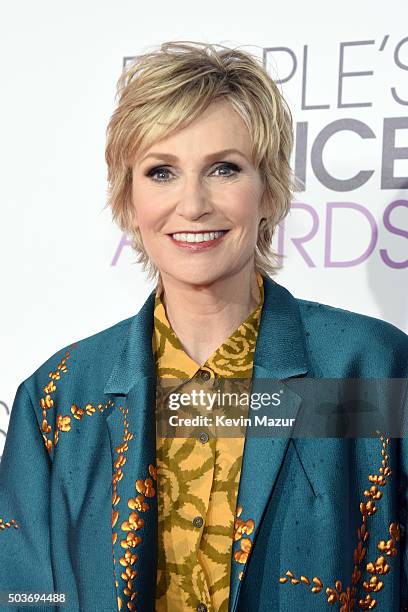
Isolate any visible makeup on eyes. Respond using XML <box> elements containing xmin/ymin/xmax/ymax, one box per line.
<box><xmin>145</xmin><ymin>161</ymin><xmax>242</xmax><ymax>182</ymax></box>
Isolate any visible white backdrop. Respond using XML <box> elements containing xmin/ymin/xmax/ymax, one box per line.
<box><xmin>1</xmin><ymin>0</ymin><xmax>407</xmax><ymax>455</ymax></box>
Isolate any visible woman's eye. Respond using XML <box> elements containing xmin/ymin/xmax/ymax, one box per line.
<box><xmin>146</xmin><ymin>166</ymin><xmax>173</xmax><ymax>182</ymax></box>
<box><xmin>146</xmin><ymin>162</ymin><xmax>241</xmax><ymax>183</ymax></box>
<box><xmin>213</xmin><ymin>162</ymin><xmax>241</xmax><ymax>177</ymax></box>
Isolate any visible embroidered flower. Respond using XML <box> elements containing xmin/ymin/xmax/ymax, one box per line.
<box><xmin>121</xmin><ymin>511</ymin><xmax>144</xmax><ymax>532</ymax></box>
<box><xmin>120</xmin><ymin>532</ymin><xmax>142</xmax><ymax>550</ymax></box>
<box><xmin>135</xmin><ymin>478</ymin><xmax>155</xmax><ymax>498</ymax></box>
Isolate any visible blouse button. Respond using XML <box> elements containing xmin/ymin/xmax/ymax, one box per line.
<box><xmin>196</xmin><ymin>369</ymin><xmax>211</xmax><ymax>381</ymax></box>
<box><xmin>197</xmin><ymin>604</ymin><xmax>208</xmax><ymax>612</ymax></box>
<box><xmin>198</xmin><ymin>432</ymin><xmax>209</xmax><ymax>444</ymax></box>
<box><xmin>192</xmin><ymin>515</ymin><xmax>204</xmax><ymax>528</ymax></box>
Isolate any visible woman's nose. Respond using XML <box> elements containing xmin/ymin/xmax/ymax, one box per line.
<box><xmin>175</xmin><ymin>176</ymin><xmax>213</xmax><ymax>220</ymax></box>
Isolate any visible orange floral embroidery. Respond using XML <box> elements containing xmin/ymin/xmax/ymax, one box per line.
<box><xmin>128</xmin><ymin>495</ymin><xmax>149</xmax><ymax>513</ymax></box>
<box><xmin>233</xmin><ymin>505</ymin><xmax>256</xmax><ymax>579</ymax></box>
<box><xmin>279</xmin><ymin>435</ymin><xmax>401</xmax><ymax>610</ymax></box>
<box><xmin>4</xmin><ymin>352</ymin><xmax>72</xmax><ymax>531</ymax></box>
<box><xmin>54</xmin><ymin>401</ymin><xmax>114</xmax><ymax>447</ymax></box>
<box><xmin>116</xmin><ymin>450</ymin><xmax>157</xmax><ymax>609</ymax></box>
<box><xmin>38</xmin><ymin>348</ymin><xmax>117</xmax><ymax>451</ymax></box>
<box><xmin>112</xmin><ymin>405</ymin><xmax>134</xmax><ymax>609</ymax></box>
<box><xmin>24</xmin><ymin>351</ymin><xmax>160</xmax><ymax>610</ymax></box>
<box><xmin>0</xmin><ymin>517</ymin><xmax>19</xmax><ymax>531</ymax></box>
<box><xmin>40</xmin><ymin>351</ymin><xmax>70</xmax><ymax>453</ymax></box>
<box><xmin>135</xmin><ymin>477</ymin><xmax>155</xmax><ymax>498</ymax></box>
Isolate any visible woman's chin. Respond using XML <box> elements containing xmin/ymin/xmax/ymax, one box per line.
<box><xmin>162</xmin><ymin>268</ymin><xmax>228</xmax><ymax>288</ymax></box>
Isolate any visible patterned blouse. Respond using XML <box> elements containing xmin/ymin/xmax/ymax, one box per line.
<box><xmin>152</xmin><ymin>272</ymin><xmax>265</xmax><ymax>611</ymax></box>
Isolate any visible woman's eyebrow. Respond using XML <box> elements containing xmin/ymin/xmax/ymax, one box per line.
<box><xmin>140</xmin><ymin>148</ymin><xmax>248</xmax><ymax>164</ymax></box>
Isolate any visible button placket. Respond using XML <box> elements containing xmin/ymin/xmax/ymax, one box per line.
<box><xmin>189</xmin><ymin>367</ymin><xmax>215</xmax><ymax>612</ymax></box>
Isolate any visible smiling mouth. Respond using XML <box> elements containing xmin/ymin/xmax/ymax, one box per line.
<box><xmin>169</xmin><ymin>230</ymin><xmax>229</xmax><ymax>243</ymax></box>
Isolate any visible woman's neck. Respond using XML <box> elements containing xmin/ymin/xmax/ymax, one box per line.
<box><xmin>159</xmin><ymin>265</ymin><xmax>261</xmax><ymax>366</ymax></box>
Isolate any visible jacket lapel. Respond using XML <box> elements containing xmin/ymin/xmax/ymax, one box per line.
<box><xmin>104</xmin><ymin>291</ymin><xmax>158</xmax><ymax>611</ymax></box>
<box><xmin>228</xmin><ymin>277</ymin><xmax>312</xmax><ymax>612</ymax></box>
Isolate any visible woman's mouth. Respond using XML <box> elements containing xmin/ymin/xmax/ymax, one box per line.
<box><xmin>168</xmin><ymin>230</ymin><xmax>229</xmax><ymax>251</ymax></box>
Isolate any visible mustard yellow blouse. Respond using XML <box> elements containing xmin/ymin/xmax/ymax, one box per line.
<box><xmin>152</xmin><ymin>272</ymin><xmax>265</xmax><ymax>612</ymax></box>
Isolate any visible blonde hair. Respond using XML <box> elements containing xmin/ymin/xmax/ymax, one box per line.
<box><xmin>105</xmin><ymin>40</ymin><xmax>296</xmax><ymax>286</ymax></box>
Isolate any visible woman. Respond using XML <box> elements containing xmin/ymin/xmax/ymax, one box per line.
<box><xmin>0</xmin><ymin>40</ymin><xmax>407</xmax><ymax>612</ymax></box>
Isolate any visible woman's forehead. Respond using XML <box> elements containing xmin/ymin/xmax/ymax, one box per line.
<box><xmin>134</xmin><ymin>107</ymin><xmax>252</xmax><ymax>163</ymax></box>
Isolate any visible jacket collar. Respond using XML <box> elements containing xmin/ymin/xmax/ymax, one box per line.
<box><xmin>104</xmin><ymin>274</ymin><xmax>310</xmax><ymax>395</ymax></box>
<box><xmin>104</xmin><ymin>290</ymin><xmax>157</xmax><ymax>394</ymax></box>
<box><xmin>253</xmin><ymin>275</ymin><xmax>310</xmax><ymax>379</ymax></box>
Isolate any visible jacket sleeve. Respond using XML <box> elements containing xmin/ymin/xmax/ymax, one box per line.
<box><xmin>400</xmin><ymin>377</ymin><xmax>408</xmax><ymax>612</ymax></box>
<box><xmin>0</xmin><ymin>381</ymin><xmax>55</xmax><ymax>611</ymax></box>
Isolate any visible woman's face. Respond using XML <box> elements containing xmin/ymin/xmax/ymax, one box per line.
<box><xmin>131</xmin><ymin>99</ymin><xmax>266</xmax><ymax>288</ymax></box>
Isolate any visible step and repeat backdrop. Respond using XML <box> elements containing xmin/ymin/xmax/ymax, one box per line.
<box><xmin>1</xmin><ymin>1</ymin><xmax>407</xmax><ymax>457</ymax></box>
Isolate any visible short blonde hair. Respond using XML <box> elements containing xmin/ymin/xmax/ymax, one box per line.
<box><xmin>105</xmin><ymin>40</ymin><xmax>296</xmax><ymax>285</ymax></box>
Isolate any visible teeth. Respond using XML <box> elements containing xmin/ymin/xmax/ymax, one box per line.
<box><xmin>171</xmin><ymin>231</ymin><xmax>226</xmax><ymax>243</ymax></box>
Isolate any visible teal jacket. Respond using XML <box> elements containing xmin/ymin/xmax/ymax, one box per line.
<box><xmin>1</xmin><ymin>275</ymin><xmax>408</xmax><ymax>612</ymax></box>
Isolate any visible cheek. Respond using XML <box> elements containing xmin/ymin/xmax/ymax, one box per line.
<box><xmin>132</xmin><ymin>189</ymin><xmax>159</xmax><ymax>230</ymax></box>
<box><xmin>225</xmin><ymin>185</ymin><xmax>262</xmax><ymax>226</ymax></box>
<box><xmin>137</xmin><ymin>210</ymin><xmax>157</xmax><ymax>232</ymax></box>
